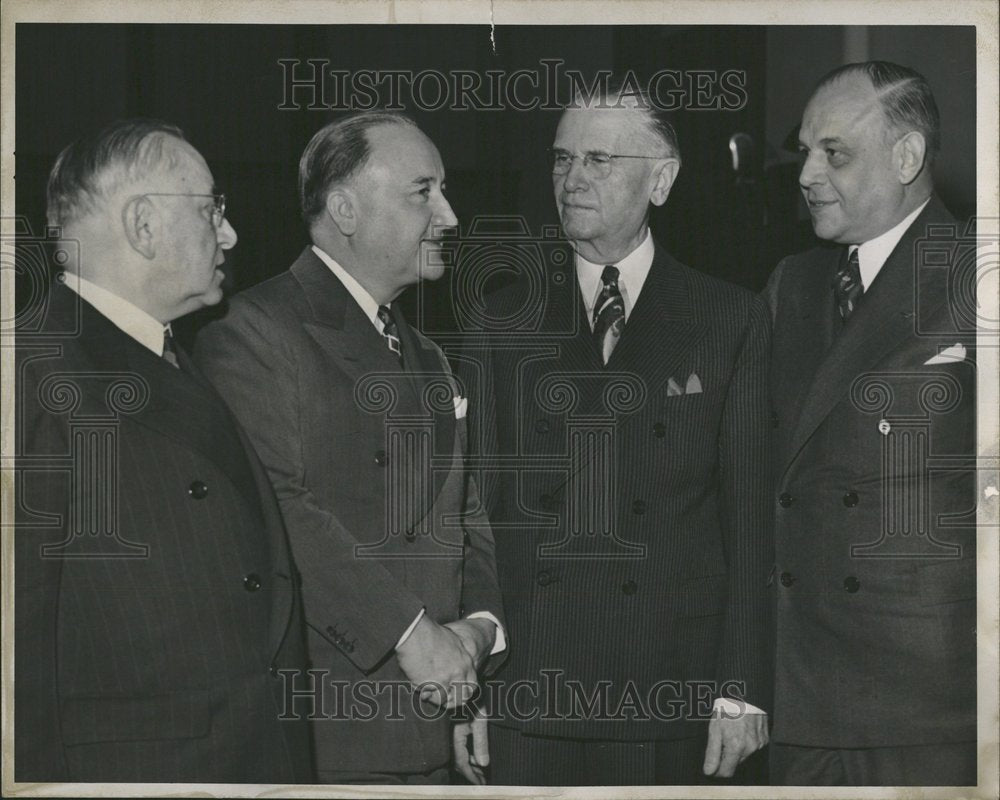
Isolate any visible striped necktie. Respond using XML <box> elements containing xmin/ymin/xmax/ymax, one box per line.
<box><xmin>593</xmin><ymin>265</ymin><xmax>625</xmax><ymax>365</ymax></box>
<box><xmin>162</xmin><ymin>328</ymin><xmax>180</xmax><ymax>368</ymax></box>
<box><xmin>377</xmin><ymin>305</ymin><xmax>403</xmax><ymax>364</ymax></box>
<box><xmin>834</xmin><ymin>247</ymin><xmax>863</xmax><ymax>324</ymax></box>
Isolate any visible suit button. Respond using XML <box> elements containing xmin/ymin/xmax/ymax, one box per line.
<box><xmin>778</xmin><ymin>492</ymin><xmax>794</xmax><ymax>508</ymax></box>
<box><xmin>537</xmin><ymin>570</ymin><xmax>552</xmax><ymax>587</ymax></box>
<box><xmin>535</xmin><ymin>419</ymin><xmax>550</xmax><ymax>433</ymax></box>
<box><xmin>843</xmin><ymin>576</ymin><xmax>861</xmax><ymax>593</ymax></box>
<box><xmin>632</xmin><ymin>500</ymin><xmax>646</xmax><ymax>515</ymax></box>
<box><xmin>374</xmin><ymin>450</ymin><xmax>387</xmax><ymax>466</ymax></box>
<box><xmin>652</xmin><ymin>423</ymin><xmax>666</xmax><ymax>438</ymax></box>
<box><xmin>621</xmin><ymin>579</ymin><xmax>638</xmax><ymax>595</ymax></box>
<box><xmin>243</xmin><ymin>573</ymin><xmax>262</xmax><ymax>592</ymax></box>
<box><xmin>842</xmin><ymin>491</ymin><xmax>859</xmax><ymax>507</ymax></box>
<box><xmin>780</xmin><ymin>571</ymin><xmax>796</xmax><ymax>587</ymax></box>
<box><xmin>188</xmin><ymin>480</ymin><xmax>208</xmax><ymax>499</ymax></box>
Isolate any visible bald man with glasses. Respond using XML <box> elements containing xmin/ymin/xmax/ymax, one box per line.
<box><xmin>463</xmin><ymin>86</ymin><xmax>773</xmax><ymax>785</ymax></box>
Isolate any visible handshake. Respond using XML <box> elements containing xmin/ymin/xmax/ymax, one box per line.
<box><xmin>394</xmin><ymin>614</ymin><xmax>496</xmax><ymax>709</ymax></box>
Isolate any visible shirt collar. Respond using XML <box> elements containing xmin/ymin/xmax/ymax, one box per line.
<box><xmin>311</xmin><ymin>245</ymin><xmax>386</xmax><ymax>332</ymax></box>
<box><xmin>61</xmin><ymin>272</ymin><xmax>169</xmax><ymax>356</ymax></box>
<box><xmin>854</xmin><ymin>197</ymin><xmax>930</xmax><ymax>291</ymax></box>
<box><xmin>575</xmin><ymin>228</ymin><xmax>654</xmax><ymax>322</ymax></box>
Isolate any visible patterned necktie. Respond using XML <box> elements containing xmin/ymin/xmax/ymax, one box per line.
<box><xmin>377</xmin><ymin>305</ymin><xmax>403</xmax><ymax>363</ymax></box>
<box><xmin>593</xmin><ymin>265</ymin><xmax>626</xmax><ymax>365</ymax></box>
<box><xmin>162</xmin><ymin>328</ymin><xmax>180</xmax><ymax>368</ymax></box>
<box><xmin>834</xmin><ymin>247</ymin><xmax>864</xmax><ymax>323</ymax></box>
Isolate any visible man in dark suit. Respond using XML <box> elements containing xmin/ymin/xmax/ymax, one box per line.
<box><xmin>463</xmin><ymin>85</ymin><xmax>773</xmax><ymax>785</ymax></box>
<box><xmin>14</xmin><ymin>119</ymin><xmax>313</xmax><ymax>783</ymax></box>
<box><xmin>194</xmin><ymin>111</ymin><xmax>506</xmax><ymax>785</ymax></box>
<box><xmin>765</xmin><ymin>61</ymin><xmax>976</xmax><ymax>785</ymax></box>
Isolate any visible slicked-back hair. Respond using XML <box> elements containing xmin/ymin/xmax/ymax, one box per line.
<box><xmin>298</xmin><ymin>110</ymin><xmax>419</xmax><ymax>225</ymax></box>
<box><xmin>567</xmin><ymin>76</ymin><xmax>682</xmax><ymax>166</ymax></box>
<box><xmin>816</xmin><ymin>61</ymin><xmax>941</xmax><ymax>160</ymax></box>
<box><xmin>46</xmin><ymin>118</ymin><xmax>186</xmax><ymax>228</ymax></box>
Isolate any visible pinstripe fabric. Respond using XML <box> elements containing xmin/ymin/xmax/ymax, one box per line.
<box><xmin>193</xmin><ymin>247</ymin><xmax>505</xmax><ymax>775</ymax></box>
<box><xmin>764</xmin><ymin>196</ymin><xmax>976</xmax><ymax>752</ymax></box>
<box><xmin>464</xmin><ymin>241</ymin><xmax>774</xmax><ymax>744</ymax></box>
<box><xmin>14</xmin><ymin>285</ymin><xmax>313</xmax><ymax>783</ymax></box>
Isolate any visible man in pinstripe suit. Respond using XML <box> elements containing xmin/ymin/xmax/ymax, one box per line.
<box><xmin>14</xmin><ymin>119</ymin><xmax>313</xmax><ymax>783</ymax></box>
<box><xmin>464</xmin><ymin>86</ymin><xmax>774</xmax><ymax>785</ymax></box>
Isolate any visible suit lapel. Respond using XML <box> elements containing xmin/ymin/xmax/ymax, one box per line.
<box><xmin>783</xmin><ymin>197</ymin><xmax>954</xmax><ymax>474</ymax></box>
<box><xmin>607</xmin><ymin>245</ymin><xmax>708</xmax><ymax>412</ymax></box>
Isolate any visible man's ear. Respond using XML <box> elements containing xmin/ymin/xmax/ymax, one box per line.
<box><xmin>325</xmin><ymin>188</ymin><xmax>358</xmax><ymax>236</ymax></box>
<box><xmin>649</xmin><ymin>158</ymin><xmax>680</xmax><ymax>207</ymax></box>
<box><xmin>122</xmin><ymin>195</ymin><xmax>157</xmax><ymax>259</ymax></box>
<box><xmin>895</xmin><ymin>131</ymin><xmax>927</xmax><ymax>185</ymax></box>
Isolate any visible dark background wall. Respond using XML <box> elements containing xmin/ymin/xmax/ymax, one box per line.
<box><xmin>15</xmin><ymin>24</ymin><xmax>976</xmax><ymax>343</ymax></box>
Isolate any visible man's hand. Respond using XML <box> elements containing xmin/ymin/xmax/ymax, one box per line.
<box><xmin>444</xmin><ymin>618</ymin><xmax>496</xmax><ymax>670</ymax></box>
<box><xmin>702</xmin><ymin>708</ymin><xmax>768</xmax><ymax>778</ymax></box>
<box><xmin>453</xmin><ymin>710</ymin><xmax>489</xmax><ymax>785</ymax></box>
<box><xmin>395</xmin><ymin>614</ymin><xmax>478</xmax><ymax>709</ymax></box>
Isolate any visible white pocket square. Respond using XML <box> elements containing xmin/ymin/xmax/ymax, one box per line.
<box><xmin>924</xmin><ymin>343</ymin><xmax>967</xmax><ymax>365</ymax></box>
<box><xmin>454</xmin><ymin>396</ymin><xmax>468</xmax><ymax>419</ymax></box>
<box><xmin>667</xmin><ymin>373</ymin><xmax>703</xmax><ymax>397</ymax></box>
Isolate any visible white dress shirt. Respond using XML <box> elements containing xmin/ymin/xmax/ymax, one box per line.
<box><xmin>853</xmin><ymin>197</ymin><xmax>931</xmax><ymax>290</ymax></box>
<box><xmin>61</xmin><ymin>272</ymin><xmax>171</xmax><ymax>356</ymax></box>
<box><xmin>575</xmin><ymin>229</ymin><xmax>655</xmax><ymax>329</ymax></box>
<box><xmin>311</xmin><ymin>246</ymin><xmax>506</xmax><ymax>655</ymax></box>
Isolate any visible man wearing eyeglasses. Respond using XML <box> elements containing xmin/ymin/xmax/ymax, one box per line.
<box><xmin>464</xmin><ymin>85</ymin><xmax>773</xmax><ymax>785</ymax></box>
<box><xmin>14</xmin><ymin>119</ymin><xmax>313</xmax><ymax>783</ymax></box>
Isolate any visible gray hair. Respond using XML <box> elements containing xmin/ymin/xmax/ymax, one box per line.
<box><xmin>816</xmin><ymin>61</ymin><xmax>941</xmax><ymax>160</ymax></box>
<box><xmin>46</xmin><ymin>118</ymin><xmax>186</xmax><ymax>227</ymax></box>
<box><xmin>298</xmin><ymin>110</ymin><xmax>419</xmax><ymax>224</ymax></box>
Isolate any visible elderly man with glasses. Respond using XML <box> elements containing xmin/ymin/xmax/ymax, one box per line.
<box><xmin>463</xmin><ymin>85</ymin><xmax>774</xmax><ymax>785</ymax></box>
<box><xmin>14</xmin><ymin>118</ymin><xmax>314</xmax><ymax>784</ymax></box>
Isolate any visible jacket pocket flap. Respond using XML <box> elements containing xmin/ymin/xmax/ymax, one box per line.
<box><xmin>61</xmin><ymin>689</ymin><xmax>213</xmax><ymax>745</ymax></box>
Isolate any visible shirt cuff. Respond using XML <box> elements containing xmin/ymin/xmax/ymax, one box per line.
<box><xmin>465</xmin><ymin>611</ymin><xmax>507</xmax><ymax>655</ymax></box>
<box><xmin>395</xmin><ymin>608</ymin><xmax>425</xmax><ymax>650</ymax></box>
<box><xmin>713</xmin><ymin>696</ymin><xmax>766</xmax><ymax>718</ymax></box>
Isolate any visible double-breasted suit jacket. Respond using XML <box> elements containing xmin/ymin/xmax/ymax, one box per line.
<box><xmin>764</xmin><ymin>196</ymin><xmax>976</xmax><ymax>748</ymax></box>
<box><xmin>194</xmin><ymin>247</ymin><xmax>505</xmax><ymax>774</ymax></box>
<box><xmin>14</xmin><ymin>283</ymin><xmax>313</xmax><ymax>783</ymax></box>
<box><xmin>464</xmin><ymin>240</ymin><xmax>774</xmax><ymax>741</ymax></box>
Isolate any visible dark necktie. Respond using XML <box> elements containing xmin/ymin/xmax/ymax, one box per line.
<box><xmin>377</xmin><ymin>305</ymin><xmax>403</xmax><ymax>364</ymax></box>
<box><xmin>593</xmin><ymin>265</ymin><xmax>626</xmax><ymax>365</ymax></box>
<box><xmin>834</xmin><ymin>247</ymin><xmax>864</xmax><ymax>324</ymax></box>
<box><xmin>162</xmin><ymin>328</ymin><xmax>180</xmax><ymax>368</ymax></box>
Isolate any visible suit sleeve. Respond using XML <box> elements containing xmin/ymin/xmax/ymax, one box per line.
<box><xmin>194</xmin><ymin>299</ymin><xmax>424</xmax><ymax>673</ymax></box>
<box><xmin>437</xmin><ymin>346</ymin><xmax>507</xmax><ymax>674</ymax></box>
<box><xmin>715</xmin><ymin>295</ymin><xmax>775</xmax><ymax>713</ymax></box>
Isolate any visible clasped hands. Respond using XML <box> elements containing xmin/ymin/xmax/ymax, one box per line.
<box><xmin>395</xmin><ymin>614</ymin><xmax>495</xmax><ymax>710</ymax></box>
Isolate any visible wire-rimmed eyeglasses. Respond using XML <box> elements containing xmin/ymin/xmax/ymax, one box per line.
<box><xmin>142</xmin><ymin>193</ymin><xmax>227</xmax><ymax>227</ymax></box>
<box><xmin>548</xmin><ymin>148</ymin><xmax>670</xmax><ymax>179</ymax></box>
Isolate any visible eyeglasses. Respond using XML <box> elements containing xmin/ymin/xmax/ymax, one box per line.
<box><xmin>142</xmin><ymin>193</ymin><xmax>227</xmax><ymax>227</ymax></box>
<box><xmin>548</xmin><ymin>148</ymin><xmax>670</xmax><ymax>179</ymax></box>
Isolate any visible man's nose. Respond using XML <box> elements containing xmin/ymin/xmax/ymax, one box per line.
<box><xmin>433</xmin><ymin>195</ymin><xmax>458</xmax><ymax>230</ymax></box>
<box><xmin>216</xmin><ymin>217</ymin><xmax>238</xmax><ymax>250</ymax></box>
<box><xmin>562</xmin><ymin>156</ymin><xmax>589</xmax><ymax>191</ymax></box>
<box><xmin>798</xmin><ymin>151</ymin><xmax>826</xmax><ymax>189</ymax></box>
